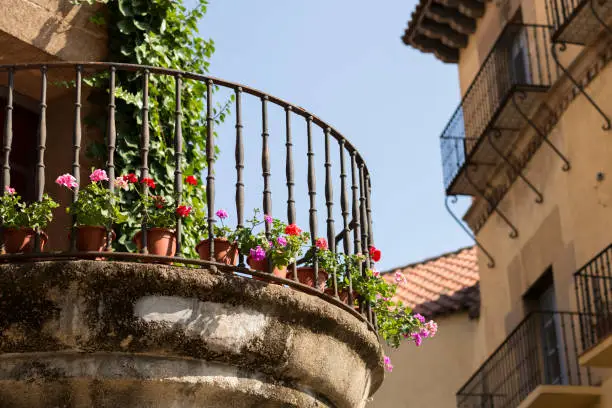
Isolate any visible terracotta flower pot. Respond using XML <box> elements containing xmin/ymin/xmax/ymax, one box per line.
<box><xmin>3</xmin><ymin>228</ymin><xmax>47</xmax><ymax>253</ymax></box>
<box><xmin>196</xmin><ymin>238</ymin><xmax>238</xmax><ymax>265</ymax></box>
<box><xmin>133</xmin><ymin>228</ymin><xmax>176</xmax><ymax>257</ymax></box>
<box><xmin>324</xmin><ymin>288</ymin><xmax>358</xmax><ymax>305</ymax></box>
<box><xmin>296</xmin><ymin>267</ymin><xmax>329</xmax><ymax>290</ymax></box>
<box><xmin>247</xmin><ymin>256</ymin><xmax>287</xmax><ymax>279</ymax></box>
<box><xmin>74</xmin><ymin>226</ymin><xmax>115</xmax><ymax>252</ymax></box>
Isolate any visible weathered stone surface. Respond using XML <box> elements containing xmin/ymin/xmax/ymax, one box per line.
<box><xmin>0</xmin><ymin>260</ymin><xmax>384</xmax><ymax>407</ymax></box>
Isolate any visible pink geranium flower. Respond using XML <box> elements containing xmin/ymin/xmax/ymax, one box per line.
<box><xmin>4</xmin><ymin>186</ymin><xmax>15</xmax><ymax>195</ymax></box>
<box><xmin>90</xmin><ymin>169</ymin><xmax>109</xmax><ymax>182</ymax></box>
<box><xmin>383</xmin><ymin>356</ymin><xmax>393</xmax><ymax>372</ymax></box>
<box><xmin>55</xmin><ymin>173</ymin><xmax>78</xmax><ymax>189</ymax></box>
<box><xmin>113</xmin><ymin>177</ymin><xmax>129</xmax><ymax>191</ymax></box>
<box><xmin>425</xmin><ymin>320</ymin><xmax>438</xmax><ymax>338</ymax></box>
<box><xmin>216</xmin><ymin>209</ymin><xmax>228</xmax><ymax>219</ymax></box>
<box><xmin>250</xmin><ymin>246</ymin><xmax>266</xmax><ymax>262</ymax></box>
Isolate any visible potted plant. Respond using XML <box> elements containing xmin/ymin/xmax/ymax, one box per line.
<box><xmin>325</xmin><ymin>253</ymin><xmax>364</xmax><ymax>304</ymax></box>
<box><xmin>235</xmin><ymin>210</ymin><xmax>309</xmax><ymax>278</ymax></box>
<box><xmin>57</xmin><ymin>169</ymin><xmax>127</xmax><ymax>251</ymax></box>
<box><xmin>299</xmin><ymin>238</ymin><xmax>340</xmax><ymax>290</ymax></box>
<box><xmin>194</xmin><ymin>208</ymin><xmax>239</xmax><ymax>264</ymax></box>
<box><xmin>124</xmin><ymin>174</ymin><xmax>191</xmax><ymax>256</ymax></box>
<box><xmin>0</xmin><ymin>186</ymin><xmax>59</xmax><ymax>253</ymax></box>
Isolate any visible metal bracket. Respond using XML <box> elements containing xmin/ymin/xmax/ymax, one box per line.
<box><xmin>511</xmin><ymin>91</ymin><xmax>572</xmax><ymax>171</ymax></box>
<box><xmin>551</xmin><ymin>42</ymin><xmax>611</xmax><ymax>131</ymax></box>
<box><xmin>465</xmin><ymin>165</ymin><xmax>519</xmax><ymax>239</ymax></box>
<box><xmin>487</xmin><ymin>129</ymin><xmax>544</xmax><ymax>204</ymax></box>
<box><xmin>590</xmin><ymin>0</ymin><xmax>612</xmax><ymax>37</ymax></box>
<box><xmin>444</xmin><ymin>196</ymin><xmax>495</xmax><ymax>268</ymax></box>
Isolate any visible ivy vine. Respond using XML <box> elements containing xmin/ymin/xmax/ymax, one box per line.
<box><xmin>73</xmin><ymin>0</ymin><xmax>231</xmax><ymax>256</ymax></box>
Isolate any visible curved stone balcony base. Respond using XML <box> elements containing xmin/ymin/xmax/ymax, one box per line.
<box><xmin>0</xmin><ymin>352</ymin><xmax>329</xmax><ymax>407</ymax></box>
<box><xmin>0</xmin><ymin>260</ymin><xmax>384</xmax><ymax>408</ymax></box>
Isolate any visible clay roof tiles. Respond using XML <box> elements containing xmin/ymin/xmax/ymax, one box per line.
<box><xmin>382</xmin><ymin>246</ymin><xmax>480</xmax><ymax>319</ymax></box>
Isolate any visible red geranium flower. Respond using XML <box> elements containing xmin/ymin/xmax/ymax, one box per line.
<box><xmin>140</xmin><ymin>177</ymin><xmax>156</xmax><ymax>189</ymax></box>
<box><xmin>284</xmin><ymin>224</ymin><xmax>302</xmax><ymax>236</ymax></box>
<box><xmin>176</xmin><ymin>205</ymin><xmax>192</xmax><ymax>218</ymax></box>
<box><xmin>123</xmin><ymin>173</ymin><xmax>138</xmax><ymax>183</ymax></box>
<box><xmin>315</xmin><ymin>237</ymin><xmax>328</xmax><ymax>250</ymax></box>
<box><xmin>185</xmin><ymin>175</ymin><xmax>198</xmax><ymax>186</ymax></box>
<box><xmin>369</xmin><ymin>246</ymin><xmax>381</xmax><ymax>262</ymax></box>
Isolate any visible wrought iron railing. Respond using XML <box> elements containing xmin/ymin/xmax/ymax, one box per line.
<box><xmin>440</xmin><ymin>24</ymin><xmax>557</xmax><ymax>193</ymax></box>
<box><xmin>0</xmin><ymin>62</ymin><xmax>376</xmax><ymax>330</ymax></box>
<box><xmin>456</xmin><ymin>311</ymin><xmax>597</xmax><ymax>408</ymax></box>
<box><xmin>547</xmin><ymin>0</ymin><xmax>612</xmax><ymax>44</ymax></box>
<box><xmin>575</xmin><ymin>244</ymin><xmax>612</xmax><ymax>351</ymax></box>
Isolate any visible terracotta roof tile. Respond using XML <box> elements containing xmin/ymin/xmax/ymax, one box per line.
<box><xmin>383</xmin><ymin>246</ymin><xmax>479</xmax><ymax>319</ymax></box>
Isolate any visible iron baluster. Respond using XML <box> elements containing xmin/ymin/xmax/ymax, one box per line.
<box><xmin>286</xmin><ymin>106</ymin><xmax>298</xmax><ymax>281</ymax></box>
<box><xmin>235</xmin><ymin>88</ymin><xmax>245</xmax><ymax>267</ymax></box>
<box><xmin>34</xmin><ymin>66</ymin><xmax>48</xmax><ymax>253</ymax></box>
<box><xmin>359</xmin><ymin>162</ymin><xmax>372</xmax><ymax>322</ymax></box>
<box><xmin>487</xmin><ymin>129</ymin><xmax>544</xmax><ymax>203</ymax></box>
<box><xmin>140</xmin><ymin>70</ymin><xmax>150</xmax><ymax>254</ymax></box>
<box><xmin>1</xmin><ymin>69</ymin><xmax>14</xmax><ymax>253</ymax></box>
<box><xmin>324</xmin><ymin>127</ymin><xmax>337</xmax><ymax>297</ymax></box>
<box><xmin>339</xmin><ymin>140</ymin><xmax>353</xmax><ymax>304</ymax></box>
<box><xmin>106</xmin><ymin>66</ymin><xmax>117</xmax><ymax>251</ymax></box>
<box><xmin>70</xmin><ymin>65</ymin><xmax>83</xmax><ymax>252</ymax></box>
<box><xmin>350</xmin><ymin>151</ymin><xmax>363</xmax><ymax>311</ymax></box>
<box><xmin>551</xmin><ymin>42</ymin><xmax>611</xmax><ymax>131</ymax></box>
<box><xmin>174</xmin><ymin>75</ymin><xmax>183</xmax><ymax>255</ymax></box>
<box><xmin>206</xmin><ymin>80</ymin><xmax>216</xmax><ymax>266</ymax></box>
<box><xmin>306</xmin><ymin>116</ymin><xmax>319</xmax><ymax>289</ymax></box>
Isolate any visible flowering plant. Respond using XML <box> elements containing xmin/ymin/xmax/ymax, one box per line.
<box><xmin>327</xmin><ymin>253</ymin><xmax>366</xmax><ymax>292</ymax></box>
<box><xmin>57</xmin><ymin>169</ymin><xmax>127</xmax><ymax>227</ymax></box>
<box><xmin>0</xmin><ymin>187</ymin><xmax>59</xmax><ymax>229</ymax></box>
<box><xmin>376</xmin><ymin>302</ymin><xmax>438</xmax><ymax>349</ymax></box>
<box><xmin>121</xmin><ymin>174</ymin><xmax>191</xmax><ymax>228</ymax></box>
<box><xmin>235</xmin><ymin>209</ymin><xmax>309</xmax><ymax>269</ymax></box>
<box><xmin>302</xmin><ymin>237</ymin><xmax>341</xmax><ymax>273</ymax></box>
<box><xmin>193</xmin><ymin>208</ymin><xmax>236</xmax><ymax>240</ymax></box>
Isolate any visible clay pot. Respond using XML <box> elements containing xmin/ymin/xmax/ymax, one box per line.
<box><xmin>133</xmin><ymin>228</ymin><xmax>176</xmax><ymax>257</ymax></box>
<box><xmin>196</xmin><ymin>238</ymin><xmax>238</xmax><ymax>265</ymax></box>
<box><xmin>3</xmin><ymin>228</ymin><xmax>47</xmax><ymax>253</ymax></box>
<box><xmin>74</xmin><ymin>226</ymin><xmax>115</xmax><ymax>252</ymax></box>
<box><xmin>296</xmin><ymin>267</ymin><xmax>329</xmax><ymax>290</ymax></box>
<box><xmin>247</xmin><ymin>256</ymin><xmax>287</xmax><ymax>279</ymax></box>
<box><xmin>324</xmin><ymin>288</ymin><xmax>358</xmax><ymax>305</ymax></box>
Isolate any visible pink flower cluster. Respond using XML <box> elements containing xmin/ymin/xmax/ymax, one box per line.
<box><xmin>4</xmin><ymin>186</ymin><xmax>15</xmax><ymax>195</ymax></box>
<box><xmin>383</xmin><ymin>356</ymin><xmax>393</xmax><ymax>372</ymax></box>
<box><xmin>250</xmin><ymin>246</ymin><xmax>266</xmax><ymax>262</ymax></box>
<box><xmin>55</xmin><ymin>173</ymin><xmax>78</xmax><ymax>189</ymax></box>
<box><xmin>411</xmin><ymin>315</ymin><xmax>438</xmax><ymax>347</ymax></box>
<box><xmin>216</xmin><ymin>209</ymin><xmax>228</xmax><ymax>219</ymax></box>
<box><xmin>394</xmin><ymin>271</ymin><xmax>404</xmax><ymax>284</ymax></box>
<box><xmin>90</xmin><ymin>169</ymin><xmax>109</xmax><ymax>182</ymax></box>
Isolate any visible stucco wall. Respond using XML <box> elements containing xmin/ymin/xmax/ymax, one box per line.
<box><xmin>0</xmin><ymin>0</ymin><xmax>107</xmax><ymax>62</ymax></box>
<box><xmin>368</xmin><ymin>312</ymin><xmax>483</xmax><ymax>408</ymax></box>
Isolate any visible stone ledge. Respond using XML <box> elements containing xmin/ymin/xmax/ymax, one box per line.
<box><xmin>0</xmin><ymin>260</ymin><xmax>384</xmax><ymax>408</ymax></box>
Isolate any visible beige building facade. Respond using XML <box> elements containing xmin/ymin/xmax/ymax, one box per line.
<box><xmin>403</xmin><ymin>0</ymin><xmax>612</xmax><ymax>407</ymax></box>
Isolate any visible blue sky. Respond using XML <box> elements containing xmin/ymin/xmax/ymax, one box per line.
<box><xmin>199</xmin><ymin>0</ymin><xmax>473</xmax><ymax>270</ymax></box>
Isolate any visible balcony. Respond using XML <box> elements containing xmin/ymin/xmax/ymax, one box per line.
<box><xmin>441</xmin><ymin>24</ymin><xmax>558</xmax><ymax>199</ymax></box>
<box><xmin>456</xmin><ymin>311</ymin><xmax>600</xmax><ymax>408</ymax></box>
<box><xmin>575</xmin><ymin>244</ymin><xmax>612</xmax><ymax>367</ymax></box>
<box><xmin>0</xmin><ymin>62</ymin><xmax>383</xmax><ymax>407</ymax></box>
<box><xmin>547</xmin><ymin>0</ymin><xmax>612</xmax><ymax>45</ymax></box>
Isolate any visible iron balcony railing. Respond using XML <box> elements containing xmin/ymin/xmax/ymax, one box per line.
<box><xmin>440</xmin><ymin>24</ymin><xmax>556</xmax><ymax>194</ymax></box>
<box><xmin>547</xmin><ymin>0</ymin><xmax>612</xmax><ymax>44</ymax></box>
<box><xmin>456</xmin><ymin>311</ymin><xmax>597</xmax><ymax>408</ymax></box>
<box><xmin>0</xmin><ymin>62</ymin><xmax>377</xmax><ymax>331</ymax></box>
<box><xmin>575</xmin><ymin>244</ymin><xmax>612</xmax><ymax>352</ymax></box>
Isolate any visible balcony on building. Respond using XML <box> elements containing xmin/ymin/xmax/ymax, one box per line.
<box><xmin>440</xmin><ymin>24</ymin><xmax>558</xmax><ymax>201</ymax></box>
<box><xmin>0</xmin><ymin>62</ymin><xmax>384</xmax><ymax>408</ymax></box>
<box><xmin>547</xmin><ymin>0</ymin><xmax>612</xmax><ymax>45</ymax></box>
<box><xmin>456</xmin><ymin>311</ymin><xmax>600</xmax><ymax>408</ymax></box>
<box><xmin>575</xmin><ymin>244</ymin><xmax>612</xmax><ymax>368</ymax></box>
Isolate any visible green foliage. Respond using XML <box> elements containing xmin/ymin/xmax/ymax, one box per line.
<box><xmin>0</xmin><ymin>192</ymin><xmax>59</xmax><ymax>230</ymax></box>
<box><xmin>303</xmin><ymin>246</ymin><xmax>342</xmax><ymax>275</ymax></box>
<box><xmin>68</xmin><ymin>181</ymin><xmax>127</xmax><ymax>227</ymax></box>
<box><xmin>72</xmin><ymin>0</ymin><xmax>231</xmax><ymax>256</ymax></box>
<box><xmin>375</xmin><ymin>302</ymin><xmax>422</xmax><ymax>349</ymax></box>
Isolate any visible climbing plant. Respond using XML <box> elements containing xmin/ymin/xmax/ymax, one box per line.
<box><xmin>73</xmin><ymin>0</ymin><xmax>231</xmax><ymax>256</ymax></box>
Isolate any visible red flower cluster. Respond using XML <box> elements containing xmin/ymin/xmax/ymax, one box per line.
<box><xmin>123</xmin><ymin>173</ymin><xmax>138</xmax><ymax>183</ymax></box>
<box><xmin>185</xmin><ymin>175</ymin><xmax>198</xmax><ymax>186</ymax></box>
<box><xmin>285</xmin><ymin>224</ymin><xmax>302</xmax><ymax>236</ymax></box>
<box><xmin>176</xmin><ymin>205</ymin><xmax>192</xmax><ymax>218</ymax></box>
<box><xmin>369</xmin><ymin>246</ymin><xmax>381</xmax><ymax>262</ymax></box>
<box><xmin>141</xmin><ymin>177</ymin><xmax>156</xmax><ymax>189</ymax></box>
<box><xmin>315</xmin><ymin>237</ymin><xmax>328</xmax><ymax>250</ymax></box>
